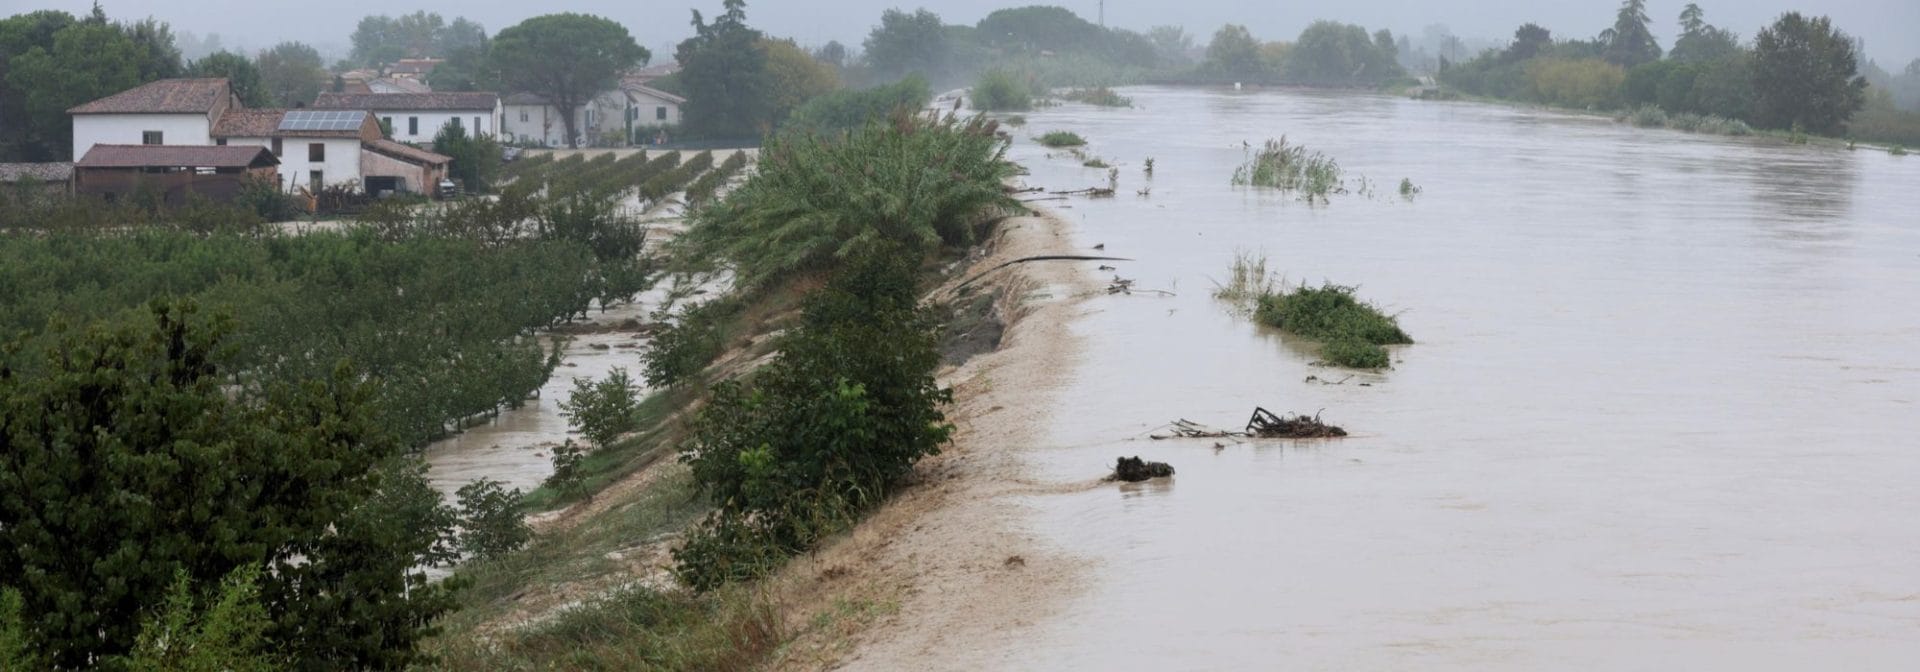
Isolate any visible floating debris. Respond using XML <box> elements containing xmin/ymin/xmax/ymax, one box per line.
<box><xmin>1109</xmin><ymin>456</ymin><xmax>1175</xmax><ymax>482</ymax></box>
<box><xmin>1150</xmin><ymin>407</ymin><xmax>1347</xmax><ymax>440</ymax></box>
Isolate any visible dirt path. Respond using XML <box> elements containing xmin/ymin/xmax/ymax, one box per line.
<box><xmin>769</xmin><ymin>210</ymin><xmax>1101</xmax><ymax>670</ymax></box>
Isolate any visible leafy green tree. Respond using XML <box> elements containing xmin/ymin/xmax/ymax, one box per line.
<box><xmin>1506</xmin><ymin>23</ymin><xmax>1553</xmax><ymax>63</ymax></box>
<box><xmin>863</xmin><ymin>8</ymin><xmax>949</xmax><ymax>82</ymax></box>
<box><xmin>0</xmin><ymin>301</ymin><xmax>457</xmax><ymax>668</ymax></box>
<box><xmin>1691</xmin><ymin>52</ymin><xmax>1756</xmax><ymax>120</ymax></box>
<box><xmin>677</xmin><ymin>1</ymin><xmax>774</xmax><ymax>138</ymax></box>
<box><xmin>814</xmin><ymin>40</ymin><xmax>849</xmax><ymax>69</ymax></box>
<box><xmin>1205</xmin><ymin>24</ymin><xmax>1265</xmax><ymax>80</ymax></box>
<box><xmin>1751</xmin><ymin>12</ymin><xmax>1867</xmax><ymax>134</ymax></box>
<box><xmin>0</xmin><ymin>8</ymin><xmax>181</xmax><ymax>160</ymax></box>
<box><xmin>783</xmin><ymin>76</ymin><xmax>931</xmax><ymax>136</ymax></box>
<box><xmin>764</xmin><ymin>37</ymin><xmax>842</xmax><ymax>123</ymax></box>
<box><xmin>432</xmin><ymin>120</ymin><xmax>503</xmax><ymax>192</ymax></box>
<box><xmin>560</xmin><ymin>367</ymin><xmax>642</xmax><ymax>447</ymax></box>
<box><xmin>1671</xmin><ymin>3</ymin><xmax>1741</xmax><ymax>63</ymax></box>
<box><xmin>188</xmin><ymin>51</ymin><xmax>270</xmax><ymax>107</ymax></box>
<box><xmin>1285</xmin><ymin>21</ymin><xmax>1405</xmax><ymax>86</ymax></box>
<box><xmin>1601</xmin><ymin>0</ymin><xmax>1663</xmax><ymax>67</ymax></box>
<box><xmin>120</xmin><ymin>566</ymin><xmax>278</xmax><ymax>672</ymax></box>
<box><xmin>454</xmin><ymin>479</ymin><xmax>531</xmax><ymax>560</ymax></box>
<box><xmin>674</xmin><ymin>247</ymin><xmax>953</xmax><ymax>590</ymax></box>
<box><xmin>0</xmin><ymin>588</ymin><xmax>39</xmax><ymax>670</ymax></box>
<box><xmin>256</xmin><ymin>41</ymin><xmax>327</xmax><ymax>107</ymax></box>
<box><xmin>492</xmin><ymin>13</ymin><xmax>648</xmax><ymax>148</ymax></box>
<box><xmin>4</xmin><ymin>19</ymin><xmax>143</xmax><ymax>160</ymax></box>
<box><xmin>1148</xmin><ymin>25</ymin><xmax>1194</xmax><ymax>66</ymax></box>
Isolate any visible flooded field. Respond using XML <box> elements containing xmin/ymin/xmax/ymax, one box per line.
<box><xmin>991</xmin><ymin>87</ymin><xmax>1920</xmax><ymax>669</ymax></box>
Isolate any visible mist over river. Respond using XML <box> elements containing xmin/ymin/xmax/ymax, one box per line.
<box><xmin>987</xmin><ymin>86</ymin><xmax>1920</xmax><ymax>669</ymax></box>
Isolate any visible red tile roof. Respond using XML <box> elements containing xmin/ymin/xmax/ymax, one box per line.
<box><xmin>211</xmin><ymin>109</ymin><xmax>376</xmax><ymax>139</ymax></box>
<box><xmin>312</xmin><ymin>92</ymin><xmax>499</xmax><ymax>112</ymax></box>
<box><xmin>68</xmin><ymin>78</ymin><xmax>232</xmax><ymax>115</ymax></box>
<box><xmin>76</xmin><ymin>145</ymin><xmax>278</xmax><ymax>169</ymax></box>
<box><xmin>364</xmin><ymin>139</ymin><xmax>451</xmax><ymax>166</ymax></box>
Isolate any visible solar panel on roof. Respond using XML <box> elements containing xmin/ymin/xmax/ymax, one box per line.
<box><xmin>278</xmin><ymin>110</ymin><xmax>368</xmax><ymax>132</ymax></box>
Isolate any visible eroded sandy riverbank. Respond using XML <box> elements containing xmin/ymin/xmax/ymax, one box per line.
<box><xmin>769</xmin><ymin>208</ymin><xmax>1104</xmax><ymax>670</ymax></box>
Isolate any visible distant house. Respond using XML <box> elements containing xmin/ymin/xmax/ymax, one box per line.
<box><xmin>500</xmin><ymin>84</ymin><xmax>685</xmax><ymax>147</ymax></box>
<box><xmin>72</xmin><ymin>145</ymin><xmax>278</xmax><ymax>204</ymax></box>
<box><xmin>387</xmin><ymin>58</ymin><xmax>443</xmax><ymax>79</ymax></box>
<box><xmin>67</xmin><ymin>78</ymin><xmax>241</xmax><ymax>160</ymax></box>
<box><xmin>66</xmin><ymin>79</ymin><xmax>455</xmax><ymax>198</ymax></box>
<box><xmin>368</xmin><ymin>77</ymin><xmax>433</xmax><ymax>94</ymax></box>
<box><xmin>0</xmin><ymin>163</ymin><xmax>74</xmax><ymax>195</ymax></box>
<box><xmin>311</xmin><ymin>92</ymin><xmax>502</xmax><ymax>145</ymax></box>
<box><xmin>212</xmin><ymin>108</ymin><xmax>450</xmax><ymax>196</ymax></box>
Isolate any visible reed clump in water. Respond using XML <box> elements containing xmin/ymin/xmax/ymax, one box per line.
<box><xmin>1212</xmin><ymin>251</ymin><xmax>1277</xmax><ymax>306</ymax></box>
<box><xmin>1038</xmin><ymin>131</ymin><xmax>1087</xmax><ymax>147</ymax></box>
<box><xmin>1231</xmin><ymin>137</ymin><xmax>1344</xmax><ymax>202</ymax></box>
<box><xmin>1253</xmin><ymin>282</ymin><xmax>1411</xmax><ymax>369</ymax></box>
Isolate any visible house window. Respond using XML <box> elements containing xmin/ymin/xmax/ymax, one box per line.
<box><xmin>271</xmin><ymin>138</ymin><xmax>283</xmax><ymax>156</ymax></box>
<box><xmin>310</xmin><ymin>170</ymin><xmax>324</xmax><ymax>193</ymax></box>
<box><xmin>656</xmin><ymin>106</ymin><xmax>668</xmax><ymax>121</ymax></box>
<box><xmin>142</xmin><ymin>131</ymin><xmax>163</xmax><ymax>145</ymax></box>
<box><xmin>585</xmin><ymin>108</ymin><xmax>595</xmax><ymax>126</ymax></box>
<box><xmin>474</xmin><ymin>116</ymin><xmax>482</xmax><ymax>133</ymax></box>
<box><xmin>520</xmin><ymin>109</ymin><xmax>529</xmax><ymax>122</ymax></box>
<box><xmin>383</xmin><ymin>116</ymin><xmax>393</xmax><ymax>131</ymax></box>
<box><xmin>309</xmin><ymin>143</ymin><xmax>325</xmax><ymax>162</ymax></box>
<box><xmin>215</xmin><ymin>138</ymin><xmax>227</xmax><ymax>146</ymax></box>
<box><xmin>408</xmin><ymin>117</ymin><xmax>419</xmax><ymax>136</ymax></box>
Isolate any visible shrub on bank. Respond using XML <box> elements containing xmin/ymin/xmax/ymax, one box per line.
<box><xmin>675</xmin><ymin>250</ymin><xmax>952</xmax><ymax>590</ymax></box>
<box><xmin>1037</xmin><ymin>131</ymin><xmax>1087</xmax><ymax>147</ymax></box>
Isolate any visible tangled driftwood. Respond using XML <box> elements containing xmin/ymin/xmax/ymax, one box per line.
<box><xmin>1150</xmin><ymin>408</ymin><xmax>1347</xmax><ymax>440</ymax></box>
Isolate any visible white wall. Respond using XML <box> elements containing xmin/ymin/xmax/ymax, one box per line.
<box><xmin>629</xmin><ymin>90</ymin><xmax>683</xmax><ymax>127</ymax></box>
<box><xmin>226</xmin><ymin>137</ymin><xmax>362</xmax><ymax>192</ymax></box>
<box><xmin>503</xmin><ymin>103</ymin><xmax>566</xmax><ymax>147</ymax></box>
<box><xmin>375</xmin><ymin>107</ymin><xmax>500</xmax><ymax>144</ymax></box>
<box><xmin>71</xmin><ymin>114</ymin><xmax>212</xmax><ymax>160</ymax></box>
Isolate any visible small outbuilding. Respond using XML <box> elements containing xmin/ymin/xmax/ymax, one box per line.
<box><xmin>73</xmin><ymin>145</ymin><xmax>278</xmax><ymax>204</ymax></box>
<box><xmin>0</xmin><ymin>163</ymin><xmax>74</xmax><ymax>195</ymax></box>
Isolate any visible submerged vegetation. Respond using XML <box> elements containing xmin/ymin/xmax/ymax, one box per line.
<box><xmin>1232</xmin><ymin>137</ymin><xmax>1344</xmax><ymax>201</ymax></box>
<box><xmin>1037</xmin><ymin>131</ymin><xmax>1088</xmax><ymax>147</ymax></box>
<box><xmin>1216</xmin><ymin>254</ymin><xmax>1409</xmax><ymax>369</ymax></box>
<box><xmin>1254</xmin><ymin>283</ymin><xmax>1412</xmax><ymax>369</ymax></box>
<box><xmin>1061</xmin><ymin>86</ymin><xmax>1135</xmax><ymax>107</ymax></box>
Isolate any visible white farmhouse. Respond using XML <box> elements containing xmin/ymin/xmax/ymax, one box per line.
<box><xmin>311</xmin><ymin>92</ymin><xmax>502</xmax><ymax>145</ymax></box>
<box><xmin>500</xmin><ymin>84</ymin><xmax>685</xmax><ymax>147</ymax></box>
<box><xmin>67</xmin><ymin>79</ymin><xmax>454</xmax><ymax>198</ymax></box>
<box><xmin>212</xmin><ymin>108</ymin><xmax>450</xmax><ymax>195</ymax></box>
<box><xmin>67</xmin><ymin>78</ymin><xmax>240</xmax><ymax>160</ymax></box>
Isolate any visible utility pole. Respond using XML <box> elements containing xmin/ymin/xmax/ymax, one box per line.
<box><xmin>1099</xmin><ymin>0</ymin><xmax>1105</xmax><ymax>28</ymax></box>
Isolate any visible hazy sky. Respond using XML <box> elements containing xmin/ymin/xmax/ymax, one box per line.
<box><xmin>12</xmin><ymin>0</ymin><xmax>1919</xmax><ymax>67</ymax></box>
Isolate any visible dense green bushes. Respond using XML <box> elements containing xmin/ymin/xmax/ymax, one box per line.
<box><xmin>0</xmin><ymin>303</ymin><xmax>457</xmax><ymax>668</ymax></box>
<box><xmin>1254</xmin><ymin>283</ymin><xmax>1412</xmax><ymax>369</ymax></box>
<box><xmin>684</xmin><ymin>111</ymin><xmax>1017</xmax><ymax>290</ymax></box>
<box><xmin>674</xmin><ymin>250</ymin><xmax>952</xmax><ymax>590</ymax></box>
<box><xmin>971</xmin><ymin>68</ymin><xmax>1034</xmax><ymax>111</ymax></box>
<box><xmin>783</xmin><ymin>76</ymin><xmax>933</xmax><ymax>137</ymax></box>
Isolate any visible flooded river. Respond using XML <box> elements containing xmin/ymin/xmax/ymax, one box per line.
<box><xmin>995</xmin><ymin>87</ymin><xmax>1920</xmax><ymax>669</ymax></box>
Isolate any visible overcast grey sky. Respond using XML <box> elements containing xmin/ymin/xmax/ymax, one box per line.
<box><xmin>12</xmin><ymin>0</ymin><xmax>1919</xmax><ymax>67</ymax></box>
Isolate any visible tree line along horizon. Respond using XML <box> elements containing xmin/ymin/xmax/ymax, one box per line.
<box><xmin>5</xmin><ymin>0</ymin><xmax>1918</xmax><ymax>162</ymax></box>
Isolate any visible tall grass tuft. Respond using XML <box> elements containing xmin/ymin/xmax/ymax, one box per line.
<box><xmin>683</xmin><ymin>111</ymin><xmax>1019</xmax><ymax>291</ymax></box>
<box><xmin>1893</xmin><ymin>145</ymin><xmax>1910</xmax><ymax>157</ymax></box>
<box><xmin>1251</xmin><ymin>282</ymin><xmax>1412</xmax><ymax>369</ymax></box>
<box><xmin>1211</xmin><ymin>251</ymin><xmax>1277</xmax><ymax>305</ymax></box>
<box><xmin>1232</xmin><ymin>137</ymin><xmax>1344</xmax><ymax>202</ymax></box>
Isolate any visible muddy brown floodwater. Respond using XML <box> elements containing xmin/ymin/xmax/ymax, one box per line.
<box><xmin>927</xmin><ymin>87</ymin><xmax>1920</xmax><ymax>669</ymax></box>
